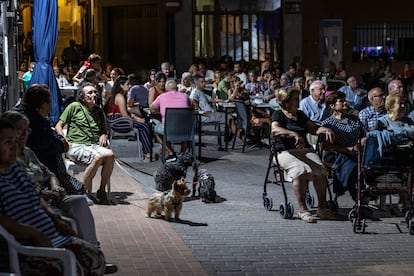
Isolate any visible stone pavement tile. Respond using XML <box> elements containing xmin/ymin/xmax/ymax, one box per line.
<box><xmin>76</xmin><ymin>160</ymin><xmax>207</xmax><ymax>275</ymax></box>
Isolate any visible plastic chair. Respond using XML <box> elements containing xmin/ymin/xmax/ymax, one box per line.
<box><xmin>231</xmin><ymin>100</ymin><xmax>270</xmax><ymax>152</ymax></box>
<box><xmin>0</xmin><ymin>225</ymin><xmax>77</xmax><ymax>276</ymax></box>
<box><xmin>106</xmin><ymin>116</ymin><xmax>142</xmax><ymax>159</ymax></box>
<box><xmin>162</xmin><ymin>108</ymin><xmax>196</xmax><ymax>163</ymax></box>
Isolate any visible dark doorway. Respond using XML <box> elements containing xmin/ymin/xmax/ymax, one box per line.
<box><xmin>105</xmin><ymin>5</ymin><xmax>159</xmax><ymax>74</ymax></box>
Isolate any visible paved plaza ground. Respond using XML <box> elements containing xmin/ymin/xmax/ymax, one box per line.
<box><xmin>86</xmin><ymin>133</ymin><xmax>414</xmax><ymax>275</ymax></box>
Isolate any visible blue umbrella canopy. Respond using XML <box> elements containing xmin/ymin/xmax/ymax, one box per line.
<box><xmin>30</xmin><ymin>0</ymin><xmax>63</xmax><ymax>124</ymax></box>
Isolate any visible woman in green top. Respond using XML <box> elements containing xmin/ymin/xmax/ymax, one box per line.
<box><xmin>216</xmin><ymin>70</ymin><xmax>233</xmax><ymax>100</ymax></box>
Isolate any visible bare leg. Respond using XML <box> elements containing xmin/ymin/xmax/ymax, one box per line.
<box><xmin>292</xmin><ymin>175</ymin><xmax>309</xmax><ymax>212</ymax></box>
<box><xmin>155</xmin><ymin>133</ymin><xmax>174</xmax><ymax>155</ymax></box>
<box><xmin>83</xmin><ymin>154</ymin><xmax>104</xmax><ymax>193</ymax></box>
<box><xmin>154</xmin><ymin>133</ymin><xmax>163</xmax><ymax>145</ymax></box>
<box><xmin>99</xmin><ymin>151</ymin><xmax>115</xmax><ymax>191</ymax></box>
<box><xmin>180</xmin><ymin>141</ymin><xmax>188</xmax><ymax>153</ymax></box>
<box><xmin>229</xmin><ymin>118</ymin><xmax>236</xmax><ymax>136</ymax></box>
<box><xmin>312</xmin><ymin>175</ymin><xmax>328</xmax><ymax>208</ymax></box>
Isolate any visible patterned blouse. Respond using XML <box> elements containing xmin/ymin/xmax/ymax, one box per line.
<box><xmin>322</xmin><ymin>114</ymin><xmax>366</xmax><ymax>147</ymax></box>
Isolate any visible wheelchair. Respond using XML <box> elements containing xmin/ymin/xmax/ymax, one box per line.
<box><xmin>348</xmin><ymin>131</ymin><xmax>414</xmax><ymax>234</ymax></box>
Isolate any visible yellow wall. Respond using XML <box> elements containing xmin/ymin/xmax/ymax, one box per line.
<box><xmin>56</xmin><ymin>0</ymin><xmax>83</xmax><ymax>64</ymax></box>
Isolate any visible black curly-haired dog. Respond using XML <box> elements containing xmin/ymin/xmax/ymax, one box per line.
<box><xmin>192</xmin><ymin>161</ymin><xmax>217</xmax><ymax>203</ymax></box>
<box><xmin>154</xmin><ymin>152</ymin><xmax>195</xmax><ymax>192</ymax></box>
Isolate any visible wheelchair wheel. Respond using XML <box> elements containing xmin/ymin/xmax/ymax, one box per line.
<box><xmin>305</xmin><ymin>192</ymin><xmax>315</xmax><ymax>209</ymax></box>
<box><xmin>263</xmin><ymin>195</ymin><xmax>273</xmax><ymax>211</ymax></box>
<box><xmin>287</xmin><ymin>202</ymin><xmax>295</xmax><ymax>219</ymax></box>
<box><xmin>279</xmin><ymin>202</ymin><xmax>294</xmax><ymax>219</ymax></box>
<box><xmin>279</xmin><ymin>203</ymin><xmax>286</xmax><ymax>218</ymax></box>
<box><xmin>348</xmin><ymin>209</ymin><xmax>358</xmax><ymax>222</ymax></box>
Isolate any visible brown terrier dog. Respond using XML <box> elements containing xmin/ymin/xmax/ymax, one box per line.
<box><xmin>146</xmin><ymin>177</ymin><xmax>191</xmax><ymax>221</ymax></box>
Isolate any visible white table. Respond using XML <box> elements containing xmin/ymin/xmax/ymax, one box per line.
<box><xmin>218</xmin><ymin>102</ymin><xmax>271</xmax><ymax>109</ymax></box>
<box><xmin>59</xmin><ymin>85</ymin><xmax>78</xmax><ymax>97</ymax></box>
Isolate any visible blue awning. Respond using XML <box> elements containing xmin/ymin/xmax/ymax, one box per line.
<box><xmin>30</xmin><ymin>0</ymin><xmax>63</xmax><ymax>124</ymax></box>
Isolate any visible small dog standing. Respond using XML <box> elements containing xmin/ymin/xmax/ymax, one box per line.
<box><xmin>154</xmin><ymin>152</ymin><xmax>194</xmax><ymax>192</ymax></box>
<box><xmin>192</xmin><ymin>161</ymin><xmax>217</xmax><ymax>203</ymax></box>
<box><xmin>147</xmin><ymin>177</ymin><xmax>191</xmax><ymax>221</ymax></box>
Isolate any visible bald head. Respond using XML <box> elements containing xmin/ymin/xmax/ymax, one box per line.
<box><xmin>368</xmin><ymin>87</ymin><xmax>384</xmax><ymax>101</ymax></box>
<box><xmin>165</xmin><ymin>79</ymin><xmax>177</xmax><ymax>91</ymax></box>
<box><xmin>388</xmin><ymin>79</ymin><xmax>404</xmax><ymax>95</ymax></box>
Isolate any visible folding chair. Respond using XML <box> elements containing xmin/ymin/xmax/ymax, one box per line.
<box><xmin>162</xmin><ymin>108</ymin><xmax>196</xmax><ymax>163</ymax></box>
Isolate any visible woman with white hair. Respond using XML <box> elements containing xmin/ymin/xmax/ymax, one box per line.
<box><xmin>177</xmin><ymin>72</ymin><xmax>194</xmax><ymax>95</ymax></box>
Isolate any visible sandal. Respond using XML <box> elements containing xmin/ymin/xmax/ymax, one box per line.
<box><xmin>316</xmin><ymin>208</ymin><xmax>336</xmax><ymax>220</ymax></box>
<box><xmin>298</xmin><ymin>211</ymin><xmax>316</xmax><ymax>223</ymax></box>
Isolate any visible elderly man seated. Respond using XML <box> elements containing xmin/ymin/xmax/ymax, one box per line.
<box><xmin>299</xmin><ymin>80</ymin><xmax>330</xmax><ymax>126</ymax></box>
<box><xmin>55</xmin><ymin>82</ymin><xmax>115</xmax><ymax>205</ymax></box>
<box><xmin>358</xmin><ymin>87</ymin><xmax>386</xmax><ymax>131</ymax></box>
<box><xmin>338</xmin><ymin>75</ymin><xmax>369</xmax><ymax>114</ymax></box>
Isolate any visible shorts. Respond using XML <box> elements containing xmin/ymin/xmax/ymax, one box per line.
<box><xmin>275</xmin><ymin>148</ymin><xmax>327</xmax><ymax>182</ymax></box>
<box><xmin>154</xmin><ymin>122</ymin><xmax>164</xmax><ymax>135</ymax></box>
<box><xmin>67</xmin><ymin>143</ymin><xmax>112</xmax><ymax>165</ymax></box>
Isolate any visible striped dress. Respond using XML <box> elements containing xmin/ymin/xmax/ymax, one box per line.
<box><xmin>0</xmin><ymin>163</ymin><xmax>71</xmax><ymax>247</ymax></box>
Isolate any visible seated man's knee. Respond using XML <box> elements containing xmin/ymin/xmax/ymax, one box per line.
<box><xmin>91</xmin><ymin>152</ymin><xmax>104</xmax><ymax>163</ymax></box>
<box><xmin>100</xmin><ymin>149</ymin><xmax>115</xmax><ymax>161</ymax></box>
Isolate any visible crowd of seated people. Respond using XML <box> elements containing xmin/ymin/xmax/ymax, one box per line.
<box><xmin>0</xmin><ymin>110</ymin><xmax>118</xmax><ymax>274</ymax></box>
<box><xmin>1</xmin><ymin>111</ymin><xmax>99</xmax><ymax>247</ymax></box>
<box><xmin>5</xmin><ymin>52</ymin><xmax>414</xmax><ymax>276</ymax></box>
<box><xmin>48</xmin><ymin>54</ymin><xmax>414</xmax><ymax>198</ymax></box>
<box><xmin>12</xmin><ymin>53</ymin><xmax>414</xmax><ymax>227</ymax></box>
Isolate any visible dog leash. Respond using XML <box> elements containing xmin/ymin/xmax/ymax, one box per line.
<box><xmin>115</xmin><ymin>158</ymin><xmax>153</xmax><ymax>176</ymax></box>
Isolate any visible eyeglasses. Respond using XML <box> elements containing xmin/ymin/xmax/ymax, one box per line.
<box><xmin>314</xmin><ymin>87</ymin><xmax>326</xmax><ymax>91</ymax></box>
<box><xmin>372</xmin><ymin>94</ymin><xmax>385</xmax><ymax>98</ymax></box>
<box><xmin>86</xmin><ymin>90</ymin><xmax>98</xmax><ymax>94</ymax></box>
